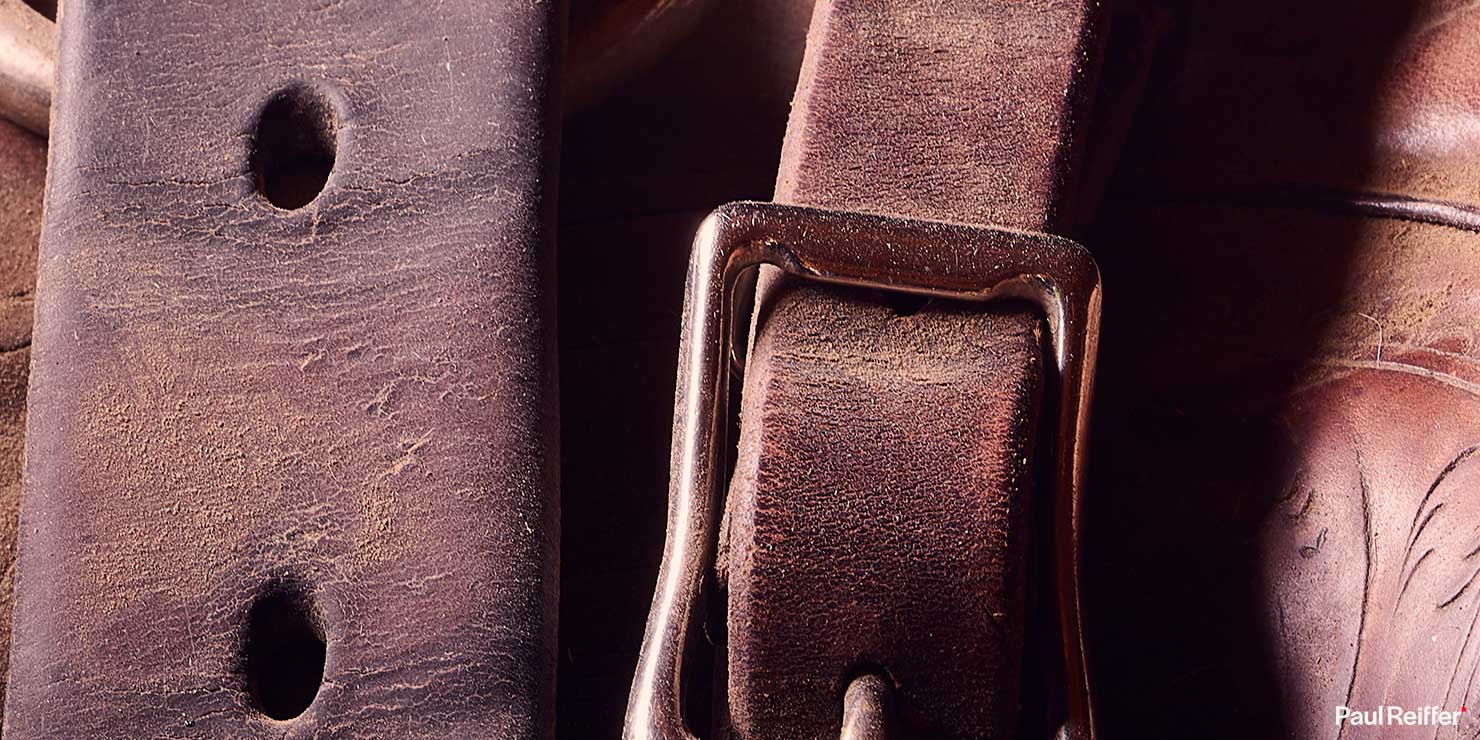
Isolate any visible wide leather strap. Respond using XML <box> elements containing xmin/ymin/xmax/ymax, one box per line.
<box><xmin>5</xmin><ymin>1</ymin><xmax>561</xmax><ymax>737</ymax></box>
<box><xmin>722</xmin><ymin>1</ymin><xmax>1105</xmax><ymax>738</ymax></box>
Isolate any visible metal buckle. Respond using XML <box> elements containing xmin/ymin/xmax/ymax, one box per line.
<box><xmin>624</xmin><ymin>201</ymin><xmax>1101</xmax><ymax>740</ymax></box>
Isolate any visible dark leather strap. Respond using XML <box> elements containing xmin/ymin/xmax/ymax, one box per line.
<box><xmin>6</xmin><ymin>1</ymin><xmax>560</xmax><ymax>736</ymax></box>
<box><xmin>722</xmin><ymin>0</ymin><xmax>1105</xmax><ymax>737</ymax></box>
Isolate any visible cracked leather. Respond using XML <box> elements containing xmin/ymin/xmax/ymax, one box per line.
<box><xmin>720</xmin><ymin>1</ymin><xmax>1104</xmax><ymax>738</ymax></box>
<box><xmin>1085</xmin><ymin>0</ymin><xmax>1480</xmax><ymax>738</ymax></box>
<box><xmin>4</xmin><ymin>1</ymin><xmax>560</xmax><ymax>737</ymax></box>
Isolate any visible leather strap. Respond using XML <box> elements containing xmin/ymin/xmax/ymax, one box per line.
<box><xmin>6</xmin><ymin>1</ymin><xmax>561</xmax><ymax>736</ymax></box>
<box><xmin>722</xmin><ymin>1</ymin><xmax>1105</xmax><ymax>737</ymax></box>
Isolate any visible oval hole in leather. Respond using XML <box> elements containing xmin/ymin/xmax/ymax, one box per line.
<box><xmin>243</xmin><ymin>580</ymin><xmax>326</xmax><ymax>720</ymax></box>
<box><xmin>250</xmin><ymin>86</ymin><xmax>337</xmax><ymax>210</ymax></box>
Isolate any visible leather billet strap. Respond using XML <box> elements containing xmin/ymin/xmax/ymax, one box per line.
<box><xmin>6</xmin><ymin>1</ymin><xmax>560</xmax><ymax>737</ymax></box>
<box><xmin>724</xmin><ymin>1</ymin><xmax>1106</xmax><ymax>738</ymax></box>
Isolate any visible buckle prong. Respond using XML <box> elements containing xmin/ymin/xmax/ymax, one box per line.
<box><xmin>625</xmin><ymin>201</ymin><xmax>1101</xmax><ymax>740</ymax></box>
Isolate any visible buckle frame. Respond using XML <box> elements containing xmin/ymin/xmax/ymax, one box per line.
<box><xmin>624</xmin><ymin>201</ymin><xmax>1101</xmax><ymax>740</ymax></box>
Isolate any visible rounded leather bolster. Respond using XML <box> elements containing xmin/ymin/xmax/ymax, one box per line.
<box><xmin>722</xmin><ymin>0</ymin><xmax>1106</xmax><ymax>737</ymax></box>
<box><xmin>5</xmin><ymin>1</ymin><xmax>561</xmax><ymax>736</ymax></box>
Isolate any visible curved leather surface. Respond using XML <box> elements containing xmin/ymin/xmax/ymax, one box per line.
<box><xmin>5</xmin><ymin>1</ymin><xmax>561</xmax><ymax>737</ymax></box>
<box><xmin>722</xmin><ymin>1</ymin><xmax>1104</xmax><ymax>737</ymax></box>
<box><xmin>1086</xmin><ymin>0</ymin><xmax>1480</xmax><ymax>737</ymax></box>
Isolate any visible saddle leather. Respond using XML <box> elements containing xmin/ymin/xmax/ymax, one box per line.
<box><xmin>1085</xmin><ymin>0</ymin><xmax>1480</xmax><ymax>737</ymax></box>
<box><xmin>5</xmin><ymin>1</ymin><xmax>561</xmax><ymax>736</ymax></box>
<box><xmin>719</xmin><ymin>0</ymin><xmax>1106</xmax><ymax>737</ymax></box>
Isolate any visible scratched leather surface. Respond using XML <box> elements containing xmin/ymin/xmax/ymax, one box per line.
<box><xmin>721</xmin><ymin>0</ymin><xmax>1103</xmax><ymax>737</ymax></box>
<box><xmin>0</xmin><ymin>118</ymin><xmax>42</xmax><ymax>729</ymax></box>
<box><xmin>1085</xmin><ymin>0</ymin><xmax>1480</xmax><ymax>737</ymax></box>
<box><xmin>5</xmin><ymin>0</ymin><xmax>560</xmax><ymax>737</ymax></box>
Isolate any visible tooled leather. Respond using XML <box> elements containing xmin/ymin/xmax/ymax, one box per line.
<box><xmin>0</xmin><ymin>117</ymin><xmax>43</xmax><ymax>727</ymax></box>
<box><xmin>5</xmin><ymin>1</ymin><xmax>560</xmax><ymax>737</ymax></box>
<box><xmin>1085</xmin><ymin>0</ymin><xmax>1480</xmax><ymax>738</ymax></box>
<box><xmin>723</xmin><ymin>0</ymin><xmax>1104</xmax><ymax>737</ymax></box>
<box><xmin>1110</xmin><ymin>1</ymin><xmax>1480</xmax><ymax>209</ymax></box>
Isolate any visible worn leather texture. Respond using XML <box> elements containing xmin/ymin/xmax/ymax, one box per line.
<box><xmin>1085</xmin><ymin>0</ymin><xmax>1480</xmax><ymax>738</ymax></box>
<box><xmin>0</xmin><ymin>117</ymin><xmax>43</xmax><ymax>729</ymax></box>
<box><xmin>5</xmin><ymin>0</ymin><xmax>561</xmax><ymax>737</ymax></box>
<box><xmin>721</xmin><ymin>1</ymin><xmax>1104</xmax><ymax>737</ymax></box>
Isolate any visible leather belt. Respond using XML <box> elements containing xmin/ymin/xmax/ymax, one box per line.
<box><xmin>5</xmin><ymin>1</ymin><xmax>561</xmax><ymax>736</ymax></box>
<box><xmin>628</xmin><ymin>0</ymin><xmax>1109</xmax><ymax>738</ymax></box>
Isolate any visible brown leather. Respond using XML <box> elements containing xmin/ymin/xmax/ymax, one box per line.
<box><xmin>0</xmin><ymin>117</ymin><xmax>42</xmax><ymax>728</ymax></box>
<box><xmin>721</xmin><ymin>1</ymin><xmax>1105</xmax><ymax>737</ymax></box>
<box><xmin>5</xmin><ymin>1</ymin><xmax>561</xmax><ymax>737</ymax></box>
<box><xmin>1085</xmin><ymin>0</ymin><xmax>1480</xmax><ymax>738</ymax></box>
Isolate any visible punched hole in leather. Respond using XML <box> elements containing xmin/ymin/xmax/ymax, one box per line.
<box><xmin>242</xmin><ymin>578</ymin><xmax>325</xmax><ymax>721</ymax></box>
